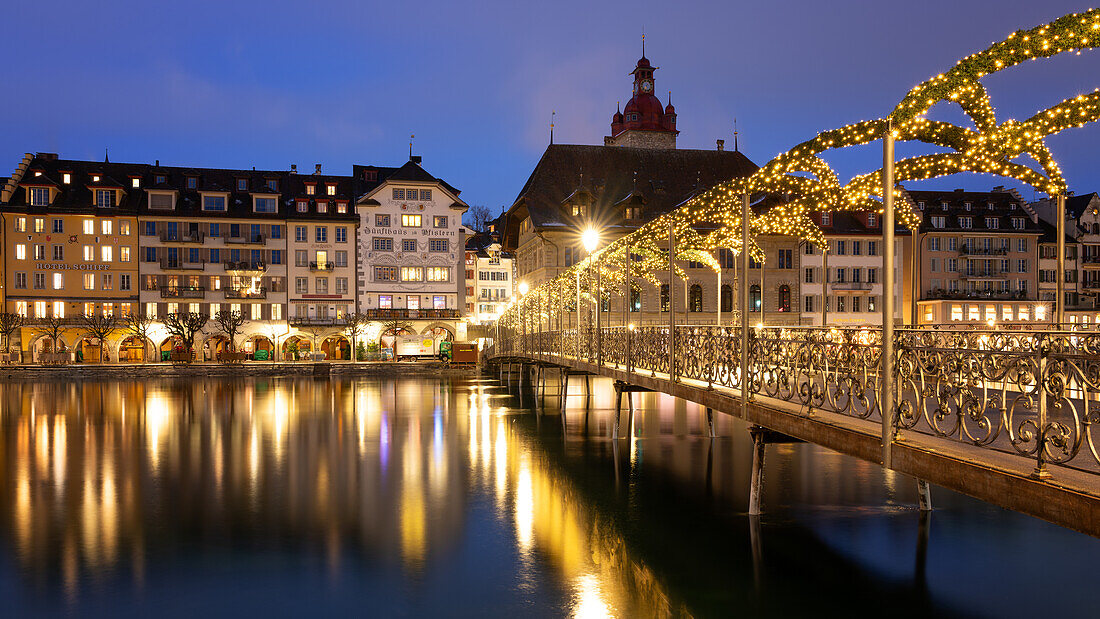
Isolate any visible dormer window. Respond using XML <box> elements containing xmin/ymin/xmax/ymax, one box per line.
<box><xmin>201</xmin><ymin>194</ymin><xmax>227</xmax><ymax>211</ymax></box>
<box><xmin>1010</xmin><ymin>203</ymin><xmax>1017</xmax><ymax>211</ymax></box>
<box><xmin>254</xmin><ymin>197</ymin><xmax>277</xmax><ymax>213</ymax></box>
<box><xmin>266</xmin><ymin>179</ymin><xmax>279</xmax><ymax>192</ymax></box>
<box><xmin>149</xmin><ymin>192</ymin><xmax>174</xmax><ymax>210</ymax></box>
<box><xmin>336</xmin><ymin>202</ymin><xmax>347</xmax><ymax>214</ymax></box>
<box><xmin>131</xmin><ymin>177</ymin><xmax>140</xmax><ymax>188</ymax></box>
<box><xmin>988</xmin><ymin>202</ymin><xmax>995</xmax><ymax>210</ymax></box>
<box><xmin>624</xmin><ymin>207</ymin><xmax>641</xmax><ymax>220</ymax></box>
<box><xmin>186</xmin><ymin>177</ymin><xmax>197</xmax><ymax>189</ymax></box>
<box><xmin>867</xmin><ymin>213</ymin><xmax>877</xmax><ymax>227</ymax></box>
<box><xmin>571</xmin><ymin>204</ymin><xmax>584</xmax><ymax>217</ymax></box>
<box><xmin>959</xmin><ymin>216</ymin><xmax>973</xmax><ymax>229</ymax></box>
<box><xmin>92</xmin><ymin>175</ymin><xmax>100</xmax><ymax>182</ymax></box>
<box><xmin>364</xmin><ymin>170</ymin><xmax>377</xmax><ymax>182</ymax></box>
<box><xmin>964</xmin><ymin>202</ymin><xmax>972</xmax><ymax>211</ymax></box>
<box><xmin>917</xmin><ymin>201</ymin><xmax>925</xmax><ymax>210</ymax></box>
<box><xmin>237</xmin><ymin>178</ymin><xmax>248</xmax><ymax>191</ymax></box>
<box><xmin>821</xmin><ymin>212</ymin><xmax>831</xmax><ymax>225</ymax></box>
<box><xmin>1012</xmin><ymin>217</ymin><xmax>1026</xmax><ymax>230</ymax></box>
<box><xmin>317</xmin><ymin>201</ymin><xmax>328</xmax><ymax>214</ymax></box>
<box><xmin>29</xmin><ymin>187</ymin><xmax>50</xmax><ymax>206</ymax></box>
<box><xmin>941</xmin><ymin>201</ymin><xmax>949</xmax><ymax>210</ymax></box>
<box><xmin>33</xmin><ymin>170</ymin><xmax>42</xmax><ymax>177</ymax></box>
<box><xmin>326</xmin><ymin>184</ymin><xmax>336</xmax><ymax>196</ymax></box>
<box><xmin>986</xmin><ymin>217</ymin><xmax>999</xmax><ymax>229</ymax></box>
<box><xmin>95</xmin><ymin>189</ymin><xmax>116</xmax><ymax>208</ymax></box>
<box><xmin>62</xmin><ymin>173</ymin><xmax>71</xmax><ymax>184</ymax></box>
<box><xmin>305</xmin><ymin>184</ymin><xmax>316</xmax><ymax>195</ymax></box>
<box><xmin>156</xmin><ymin>175</ymin><xmax>166</xmax><ymax>184</ymax></box>
<box><xmin>296</xmin><ymin>200</ymin><xmax>308</xmax><ymax>213</ymax></box>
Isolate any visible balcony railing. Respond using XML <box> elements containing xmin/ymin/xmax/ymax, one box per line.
<box><xmin>160</xmin><ymin>286</ymin><xmax>206</xmax><ymax>299</ymax></box>
<box><xmin>223</xmin><ymin>261</ymin><xmax>266</xmax><ymax>272</ymax></box>
<box><xmin>364</xmin><ymin>308</ymin><xmax>460</xmax><ymax>320</ymax></box>
<box><xmin>960</xmin><ymin>269</ymin><xmax>1010</xmax><ymax>279</ymax></box>
<box><xmin>959</xmin><ymin>247</ymin><xmax>1009</xmax><ymax>256</ymax></box>
<box><xmin>1083</xmin><ymin>255</ymin><xmax>1100</xmax><ymax>265</ymax></box>
<box><xmin>924</xmin><ymin>289</ymin><xmax>1029</xmax><ymax>301</ymax></box>
<box><xmin>289</xmin><ymin>317</ymin><xmax>347</xmax><ymax>327</ymax></box>
<box><xmin>830</xmin><ymin>281</ymin><xmax>873</xmax><ymax>290</ymax></box>
<box><xmin>222</xmin><ymin>234</ymin><xmax>266</xmax><ymax>245</ymax></box>
<box><xmin>160</xmin><ymin>231</ymin><xmax>205</xmax><ymax>243</ymax></box>
<box><xmin>309</xmin><ymin>261</ymin><xmax>336</xmax><ymax>271</ymax></box>
<box><xmin>224</xmin><ymin>287</ymin><xmax>267</xmax><ymax>299</ymax></box>
<box><xmin>160</xmin><ymin>259</ymin><xmax>206</xmax><ymax>271</ymax></box>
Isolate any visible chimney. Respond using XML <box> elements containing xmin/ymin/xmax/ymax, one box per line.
<box><xmin>314</xmin><ymin>163</ymin><xmax>322</xmax><ymax>175</ymax></box>
<box><xmin>716</xmin><ymin>139</ymin><xmax>725</xmax><ymax>151</ymax></box>
<box><xmin>290</xmin><ymin>164</ymin><xmax>297</xmax><ymax>174</ymax></box>
<box><xmin>36</xmin><ymin>152</ymin><xmax>58</xmax><ymax>161</ymax></box>
<box><xmin>155</xmin><ymin>159</ymin><xmax>160</xmax><ymax>167</ymax></box>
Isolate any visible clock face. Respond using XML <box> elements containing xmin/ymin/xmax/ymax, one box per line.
<box><xmin>641</xmin><ymin>79</ymin><xmax>652</xmax><ymax>92</ymax></box>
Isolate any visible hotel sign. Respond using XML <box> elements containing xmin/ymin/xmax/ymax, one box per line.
<box><xmin>36</xmin><ymin>263</ymin><xmax>112</xmax><ymax>271</ymax></box>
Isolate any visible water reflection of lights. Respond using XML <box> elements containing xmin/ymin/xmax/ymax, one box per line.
<box><xmin>574</xmin><ymin>573</ymin><xmax>614</xmax><ymax>619</ymax></box>
<box><xmin>514</xmin><ymin>456</ymin><xmax>534</xmax><ymax>553</ymax></box>
<box><xmin>145</xmin><ymin>393</ymin><xmax>171</xmax><ymax>470</ymax></box>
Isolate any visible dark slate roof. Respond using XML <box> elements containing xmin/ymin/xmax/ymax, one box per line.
<box><xmin>906</xmin><ymin>189</ymin><xmax>1039</xmax><ymax>234</ymax></box>
<box><xmin>351</xmin><ymin>160</ymin><xmax>462</xmax><ymax>201</ymax></box>
<box><xmin>4</xmin><ymin>156</ymin><xmax>383</xmax><ymax>223</ymax></box>
<box><xmin>1037</xmin><ymin>218</ymin><xmax>1078</xmax><ymax>244</ymax></box>
<box><xmin>502</xmin><ymin>143</ymin><xmax>757</xmax><ymax>249</ymax></box>
<box><xmin>1066</xmin><ymin>192</ymin><xmax>1100</xmax><ymax>220</ymax></box>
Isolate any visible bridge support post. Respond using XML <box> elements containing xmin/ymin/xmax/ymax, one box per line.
<box><xmin>917</xmin><ymin>478</ymin><xmax>932</xmax><ymax>511</ymax></box>
<box><xmin>612</xmin><ymin>383</ymin><xmax>623</xmax><ymax>439</ymax></box>
<box><xmin>706</xmin><ymin>407</ymin><xmax>716</xmax><ymax>438</ymax></box>
<box><xmin>748</xmin><ymin>426</ymin><xmax>766</xmax><ymax>516</ymax></box>
<box><xmin>560</xmin><ymin>372</ymin><xmax>569</xmax><ymax>416</ymax></box>
<box><xmin>740</xmin><ymin>191</ymin><xmax>751</xmax><ymax>410</ymax></box>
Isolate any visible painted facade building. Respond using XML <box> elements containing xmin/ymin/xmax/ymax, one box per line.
<box><xmin>354</xmin><ymin>159</ymin><xmax>469</xmax><ymax>339</ymax></box>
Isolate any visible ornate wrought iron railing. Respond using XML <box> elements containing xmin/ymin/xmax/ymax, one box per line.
<box><xmin>495</xmin><ymin>324</ymin><xmax>1100</xmax><ymax>478</ymax></box>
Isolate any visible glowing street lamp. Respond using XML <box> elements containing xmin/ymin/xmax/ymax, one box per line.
<box><xmin>581</xmin><ymin>228</ymin><xmax>603</xmax><ymax>365</ymax></box>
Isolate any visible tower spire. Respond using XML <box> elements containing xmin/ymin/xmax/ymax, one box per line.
<box><xmin>550</xmin><ymin>110</ymin><xmax>555</xmax><ymax>145</ymax></box>
<box><xmin>409</xmin><ymin>134</ymin><xmax>414</xmax><ymax>160</ymax></box>
<box><xmin>641</xmin><ymin>29</ymin><xmax>645</xmax><ymax>57</ymax></box>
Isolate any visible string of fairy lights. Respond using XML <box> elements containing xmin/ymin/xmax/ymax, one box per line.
<box><xmin>500</xmin><ymin>9</ymin><xmax>1100</xmax><ymax>329</ymax></box>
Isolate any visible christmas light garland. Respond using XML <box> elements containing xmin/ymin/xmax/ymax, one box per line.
<box><xmin>501</xmin><ymin>9</ymin><xmax>1100</xmax><ymax>328</ymax></box>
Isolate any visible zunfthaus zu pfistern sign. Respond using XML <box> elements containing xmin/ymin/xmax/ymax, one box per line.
<box><xmin>362</xmin><ymin>227</ymin><xmax>457</xmax><ymax>237</ymax></box>
<box><xmin>35</xmin><ymin>263</ymin><xmax>113</xmax><ymax>271</ymax></box>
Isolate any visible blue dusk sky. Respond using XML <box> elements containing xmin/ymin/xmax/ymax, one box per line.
<box><xmin>2</xmin><ymin>0</ymin><xmax>1098</xmax><ymax>212</ymax></box>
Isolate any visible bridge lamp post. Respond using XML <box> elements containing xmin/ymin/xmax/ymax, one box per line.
<box><xmin>582</xmin><ymin>228</ymin><xmax>601</xmax><ymax>366</ymax></box>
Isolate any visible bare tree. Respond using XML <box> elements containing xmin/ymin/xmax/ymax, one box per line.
<box><xmin>379</xmin><ymin>319</ymin><xmax>414</xmax><ymax>343</ymax></box>
<box><xmin>35</xmin><ymin>315</ymin><xmax>66</xmax><ymax>360</ymax></box>
<box><xmin>214</xmin><ymin>310</ymin><xmax>247</xmax><ymax>357</ymax></box>
<box><xmin>463</xmin><ymin>204</ymin><xmax>494</xmax><ymax>233</ymax></box>
<box><xmin>123</xmin><ymin>312</ymin><xmax>156</xmax><ymax>362</ymax></box>
<box><xmin>343</xmin><ymin>312</ymin><xmax>369</xmax><ymax>362</ymax></box>
<box><xmin>78</xmin><ymin>313</ymin><xmax>119</xmax><ymax>362</ymax></box>
<box><xmin>162</xmin><ymin>312</ymin><xmax>209</xmax><ymax>362</ymax></box>
<box><xmin>299</xmin><ymin>324</ymin><xmax>330</xmax><ymax>360</ymax></box>
<box><xmin>0</xmin><ymin>312</ymin><xmax>24</xmax><ymax>353</ymax></box>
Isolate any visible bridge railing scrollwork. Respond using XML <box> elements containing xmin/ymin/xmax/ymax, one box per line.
<box><xmin>494</xmin><ymin>324</ymin><xmax>1100</xmax><ymax>478</ymax></box>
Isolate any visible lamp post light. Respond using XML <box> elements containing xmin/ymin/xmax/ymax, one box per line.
<box><xmin>582</xmin><ymin>228</ymin><xmax>600</xmax><ymax>365</ymax></box>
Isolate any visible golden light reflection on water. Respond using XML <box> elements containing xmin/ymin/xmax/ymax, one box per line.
<box><xmin>0</xmin><ymin>377</ymin><xmax>702</xmax><ymax>616</ymax></box>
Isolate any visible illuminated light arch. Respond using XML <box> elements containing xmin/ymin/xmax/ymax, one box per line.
<box><xmin>503</xmin><ymin>9</ymin><xmax>1100</xmax><ymax>327</ymax></box>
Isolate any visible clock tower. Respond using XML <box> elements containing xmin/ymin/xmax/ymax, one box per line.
<box><xmin>606</xmin><ymin>46</ymin><xmax>679</xmax><ymax>149</ymax></box>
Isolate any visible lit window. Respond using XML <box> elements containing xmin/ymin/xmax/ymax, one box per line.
<box><xmin>62</xmin><ymin>173</ymin><xmax>71</xmax><ymax>184</ymax></box>
<box><xmin>427</xmin><ymin>267</ymin><xmax>449</xmax><ymax>281</ymax></box>
<box><xmin>15</xmin><ymin>217</ymin><xmax>26</xmax><ymax>232</ymax></box>
<box><xmin>53</xmin><ymin>273</ymin><xmax>65</xmax><ymax>290</ymax></box>
<box><xmin>15</xmin><ymin>244</ymin><xmax>26</xmax><ymax>260</ymax></box>
<box><xmin>401</xmin><ymin>214</ymin><xmax>422</xmax><ymax>227</ymax></box>
<box><xmin>326</xmin><ymin>184</ymin><xmax>336</xmax><ymax>196</ymax></box>
<box><xmin>34</xmin><ymin>218</ymin><xmax>44</xmax><ymax>233</ymax></box>
<box><xmin>401</xmin><ymin>267</ymin><xmax>423</xmax><ymax>281</ymax></box>
<box><xmin>433</xmin><ymin>215</ymin><xmax>448</xmax><ymax>228</ymax></box>
<box><xmin>84</xmin><ymin>245</ymin><xmax>95</xmax><ymax>261</ymax></box>
<box><xmin>379</xmin><ymin>295</ymin><xmax>392</xmax><ymax>309</ymax></box>
<box><xmin>83</xmin><ymin>273</ymin><xmax>95</xmax><ymax>290</ymax></box>
<box><xmin>101</xmin><ymin>273</ymin><xmax>113</xmax><ymax>290</ymax></box>
<box><xmin>29</xmin><ymin>187</ymin><xmax>50</xmax><ymax>206</ymax></box>
<box><xmin>132</xmin><ymin>177</ymin><xmax>140</xmax><ymax>188</ymax></box>
<box><xmin>317</xmin><ymin>201</ymin><xmax>328</xmax><ymax>214</ymax></box>
<box><xmin>53</xmin><ymin>301</ymin><xmax>65</xmax><ymax>318</ymax></box>
<box><xmin>101</xmin><ymin>246</ymin><xmax>113</xmax><ymax>262</ymax></box>
<box><xmin>306</xmin><ymin>184</ymin><xmax>316</xmax><ymax>196</ymax></box>
<box><xmin>101</xmin><ymin>220</ymin><xmax>113</xmax><ymax>235</ymax></box>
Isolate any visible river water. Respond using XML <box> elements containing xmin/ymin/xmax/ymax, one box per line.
<box><xmin>0</xmin><ymin>374</ymin><xmax>1095</xmax><ymax>618</ymax></box>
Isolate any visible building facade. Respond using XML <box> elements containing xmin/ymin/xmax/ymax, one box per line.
<box><xmin>354</xmin><ymin>159</ymin><xmax>469</xmax><ymax>340</ymax></box>
<box><xmin>908</xmin><ymin>188</ymin><xmax>1045</xmax><ymax>325</ymax></box>
<box><xmin>0</xmin><ymin>152</ymin><xmax>469</xmax><ymax>362</ymax></box>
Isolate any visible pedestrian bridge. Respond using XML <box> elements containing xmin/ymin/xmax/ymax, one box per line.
<box><xmin>485</xmin><ymin>325</ymin><xmax>1100</xmax><ymax>537</ymax></box>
